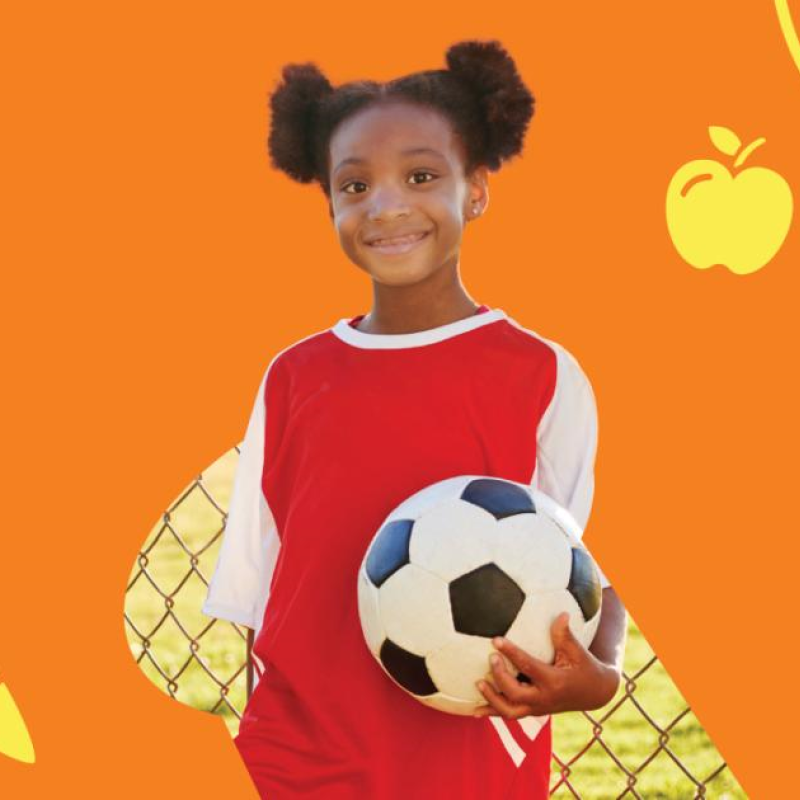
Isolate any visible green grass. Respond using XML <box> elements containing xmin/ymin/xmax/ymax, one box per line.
<box><xmin>125</xmin><ymin>449</ymin><xmax>747</xmax><ymax>798</ymax></box>
<box><xmin>550</xmin><ymin>625</ymin><xmax>744</xmax><ymax>798</ymax></box>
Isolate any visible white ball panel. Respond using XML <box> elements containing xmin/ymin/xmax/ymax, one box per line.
<box><xmin>357</xmin><ymin>570</ymin><xmax>385</xmax><ymax>656</ymax></box>
<box><xmin>409</xmin><ymin>499</ymin><xmax>497</xmax><ymax>582</ymax></box>
<box><xmin>504</xmin><ymin>589</ymin><xmax>587</xmax><ymax>665</ymax></box>
<box><xmin>492</xmin><ymin>513</ymin><xmax>573</xmax><ymax>593</ymax></box>
<box><xmin>379</xmin><ymin>564</ymin><xmax>452</xmax><ymax>655</ymax></box>
<box><xmin>426</xmin><ymin>633</ymin><xmax>514</xmax><ymax>703</ymax></box>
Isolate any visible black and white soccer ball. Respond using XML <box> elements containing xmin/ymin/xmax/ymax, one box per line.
<box><xmin>357</xmin><ymin>476</ymin><xmax>603</xmax><ymax>715</ymax></box>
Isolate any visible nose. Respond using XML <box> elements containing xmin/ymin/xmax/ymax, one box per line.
<box><xmin>366</xmin><ymin>185</ymin><xmax>411</xmax><ymax>222</ymax></box>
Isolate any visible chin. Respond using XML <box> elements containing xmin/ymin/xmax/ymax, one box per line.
<box><xmin>369</xmin><ymin>261</ymin><xmax>439</xmax><ymax>287</ymax></box>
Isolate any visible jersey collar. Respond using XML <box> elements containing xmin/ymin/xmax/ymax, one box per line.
<box><xmin>331</xmin><ymin>308</ymin><xmax>506</xmax><ymax>350</ymax></box>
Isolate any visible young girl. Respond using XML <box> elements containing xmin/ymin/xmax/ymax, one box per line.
<box><xmin>203</xmin><ymin>39</ymin><xmax>627</xmax><ymax>799</ymax></box>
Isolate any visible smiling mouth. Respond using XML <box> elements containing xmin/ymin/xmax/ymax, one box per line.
<box><xmin>364</xmin><ymin>230</ymin><xmax>431</xmax><ymax>256</ymax></box>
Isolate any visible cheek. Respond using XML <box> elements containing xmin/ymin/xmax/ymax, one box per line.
<box><xmin>429</xmin><ymin>196</ymin><xmax>466</xmax><ymax>236</ymax></box>
<box><xmin>428</xmin><ymin>185</ymin><xmax>466</xmax><ymax>217</ymax></box>
<box><xmin>333</xmin><ymin>205</ymin><xmax>360</xmax><ymax>242</ymax></box>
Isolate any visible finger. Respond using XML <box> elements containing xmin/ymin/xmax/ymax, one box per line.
<box><xmin>492</xmin><ymin>636</ymin><xmax>552</xmax><ymax>683</ymax></box>
<box><xmin>475</xmin><ymin>679</ymin><xmax>530</xmax><ymax>720</ymax></box>
<box><xmin>551</xmin><ymin>612</ymin><xmax>578</xmax><ymax>647</ymax></box>
<box><xmin>489</xmin><ymin>653</ymin><xmax>543</xmax><ymax>705</ymax></box>
<box><xmin>550</xmin><ymin>612</ymin><xmax>588</xmax><ymax>663</ymax></box>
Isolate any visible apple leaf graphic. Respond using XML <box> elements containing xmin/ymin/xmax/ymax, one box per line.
<box><xmin>708</xmin><ymin>125</ymin><xmax>741</xmax><ymax>156</ymax></box>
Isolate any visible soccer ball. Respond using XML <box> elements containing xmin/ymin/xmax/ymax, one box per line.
<box><xmin>357</xmin><ymin>476</ymin><xmax>603</xmax><ymax>715</ymax></box>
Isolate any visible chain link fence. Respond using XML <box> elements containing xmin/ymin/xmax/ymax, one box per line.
<box><xmin>124</xmin><ymin>446</ymin><xmax>746</xmax><ymax>799</ymax></box>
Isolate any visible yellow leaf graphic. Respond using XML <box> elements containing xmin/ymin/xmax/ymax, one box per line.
<box><xmin>708</xmin><ymin>125</ymin><xmax>741</xmax><ymax>156</ymax></box>
<box><xmin>0</xmin><ymin>683</ymin><xmax>35</xmax><ymax>764</ymax></box>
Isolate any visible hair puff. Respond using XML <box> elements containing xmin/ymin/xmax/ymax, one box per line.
<box><xmin>267</xmin><ymin>63</ymin><xmax>334</xmax><ymax>183</ymax></box>
<box><xmin>445</xmin><ymin>40</ymin><xmax>535</xmax><ymax>170</ymax></box>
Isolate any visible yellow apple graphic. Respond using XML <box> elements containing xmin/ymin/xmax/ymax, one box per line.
<box><xmin>666</xmin><ymin>126</ymin><xmax>793</xmax><ymax>275</ymax></box>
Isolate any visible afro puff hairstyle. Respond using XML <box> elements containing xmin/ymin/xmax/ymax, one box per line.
<box><xmin>267</xmin><ymin>40</ymin><xmax>535</xmax><ymax>196</ymax></box>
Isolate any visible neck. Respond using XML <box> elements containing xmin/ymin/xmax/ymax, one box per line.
<box><xmin>356</xmin><ymin>260</ymin><xmax>479</xmax><ymax>335</ymax></box>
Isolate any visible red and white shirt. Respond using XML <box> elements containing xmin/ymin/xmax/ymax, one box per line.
<box><xmin>203</xmin><ymin>306</ymin><xmax>608</xmax><ymax>799</ymax></box>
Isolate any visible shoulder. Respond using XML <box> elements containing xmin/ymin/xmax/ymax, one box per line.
<box><xmin>499</xmin><ymin>314</ymin><xmax>594</xmax><ymax>396</ymax></box>
<box><xmin>258</xmin><ymin>326</ymin><xmax>338</xmax><ymax>387</ymax></box>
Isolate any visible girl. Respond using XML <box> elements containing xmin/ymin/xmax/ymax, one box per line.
<box><xmin>203</xmin><ymin>39</ymin><xmax>627</xmax><ymax>799</ymax></box>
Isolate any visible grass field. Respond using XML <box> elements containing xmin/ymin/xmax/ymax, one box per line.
<box><xmin>125</xmin><ymin>448</ymin><xmax>746</xmax><ymax>799</ymax></box>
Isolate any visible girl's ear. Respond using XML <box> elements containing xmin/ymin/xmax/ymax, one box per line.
<box><xmin>464</xmin><ymin>165</ymin><xmax>490</xmax><ymax>221</ymax></box>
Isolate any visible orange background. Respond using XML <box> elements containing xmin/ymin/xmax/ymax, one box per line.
<box><xmin>1</xmin><ymin>0</ymin><xmax>798</xmax><ymax>796</ymax></box>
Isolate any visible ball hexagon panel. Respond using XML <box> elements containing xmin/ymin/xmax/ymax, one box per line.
<box><xmin>450</xmin><ymin>563</ymin><xmax>525</xmax><ymax>637</ymax></box>
<box><xmin>408</xmin><ymin>499</ymin><xmax>497</xmax><ymax>582</ymax></box>
<box><xmin>461</xmin><ymin>477</ymin><xmax>536</xmax><ymax>520</ymax></box>
<box><xmin>568</xmin><ymin>547</ymin><xmax>602</xmax><ymax>622</ymax></box>
<box><xmin>491</xmin><ymin>512</ymin><xmax>573</xmax><ymax>594</ymax></box>
<box><xmin>503</xmin><ymin>589</ymin><xmax>588</xmax><ymax>665</ymax></box>
<box><xmin>426</xmin><ymin>632</ymin><xmax>515</xmax><ymax>703</ymax></box>
<box><xmin>365</xmin><ymin>518</ymin><xmax>414</xmax><ymax>588</ymax></box>
<box><xmin>357</xmin><ymin>570</ymin><xmax>386</xmax><ymax>657</ymax></box>
<box><xmin>379</xmin><ymin>564</ymin><xmax>452</xmax><ymax>655</ymax></box>
<box><xmin>379</xmin><ymin>639</ymin><xmax>437</xmax><ymax>696</ymax></box>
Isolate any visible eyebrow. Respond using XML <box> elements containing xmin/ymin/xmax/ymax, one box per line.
<box><xmin>332</xmin><ymin>147</ymin><xmax>446</xmax><ymax>176</ymax></box>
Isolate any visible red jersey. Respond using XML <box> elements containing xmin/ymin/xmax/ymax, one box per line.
<box><xmin>203</xmin><ymin>305</ymin><xmax>605</xmax><ymax>799</ymax></box>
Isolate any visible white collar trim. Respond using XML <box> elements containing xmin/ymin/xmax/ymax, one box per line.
<box><xmin>331</xmin><ymin>308</ymin><xmax>506</xmax><ymax>349</ymax></box>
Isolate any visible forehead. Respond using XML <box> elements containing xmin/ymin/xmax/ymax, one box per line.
<box><xmin>329</xmin><ymin>100</ymin><xmax>464</xmax><ymax>170</ymax></box>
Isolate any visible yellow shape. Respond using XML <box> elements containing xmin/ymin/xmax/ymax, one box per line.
<box><xmin>0</xmin><ymin>682</ymin><xmax>35</xmax><ymax>764</ymax></box>
<box><xmin>776</xmin><ymin>0</ymin><xmax>800</xmax><ymax>76</ymax></box>
<box><xmin>666</xmin><ymin>126</ymin><xmax>793</xmax><ymax>275</ymax></box>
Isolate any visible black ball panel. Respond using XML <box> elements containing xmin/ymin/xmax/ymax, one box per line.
<box><xmin>366</xmin><ymin>519</ymin><xmax>414</xmax><ymax>587</ymax></box>
<box><xmin>450</xmin><ymin>563</ymin><xmax>525</xmax><ymax>637</ymax></box>
<box><xmin>460</xmin><ymin>478</ymin><xmax>536</xmax><ymax>520</ymax></box>
<box><xmin>379</xmin><ymin>639</ymin><xmax>438</xmax><ymax>696</ymax></box>
<box><xmin>567</xmin><ymin>547</ymin><xmax>602</xmax><ymax>621</ymax></box>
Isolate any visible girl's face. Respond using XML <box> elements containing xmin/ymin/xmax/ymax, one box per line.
<box><xmin>328</xmin><ymin>100</ymin><xmax>488</xmax><ymax>288</ymax></box>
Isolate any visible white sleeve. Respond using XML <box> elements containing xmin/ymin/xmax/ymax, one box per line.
<box><xmin>201</xmin><ymin>367</ymin><xmax>281</xmax><ymax>631</ymax></box>
<box><xmin>531</xmin><ymin>343</ymin><xmax>610</xmax><ymax>589</ymax></box>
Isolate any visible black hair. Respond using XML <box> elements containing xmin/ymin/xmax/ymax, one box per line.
<box><xmin>267</xmin><ymin>40</ymin><xmax>535</xmax><ymax>196</ymax></box>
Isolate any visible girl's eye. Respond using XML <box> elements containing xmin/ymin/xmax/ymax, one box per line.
<box><xmin>409</xmin><ymin>170</ymin><xmax>436</xmax><ymax>185</ymax></box>
<box><xmin>342</xmin><ymin>169</ymin><xmax>436</xmax><ymax>194</ymax></box>
<box><xmin>342</xmin><ymin>181</ymin><xmax>368</xmax><ymax>194</ymax></box>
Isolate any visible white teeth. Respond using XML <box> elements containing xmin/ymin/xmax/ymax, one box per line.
<box><xmin>369</xmin><ymin>232</ymin><xmax>425</xmax><ymax>246</ymax></box>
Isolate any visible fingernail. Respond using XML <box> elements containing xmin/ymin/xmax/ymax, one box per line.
<box><xmin>493</xmin><ymin>637</ymin><xmax>505</xmax><ymax>647</ymax></box>
<box><xmin>490</xmin><ymin>654</ymin><xmax>500</xmax><ymax>667</ymax></box>
<box><xmin>476</xmin><ymin>681</ymin><xmax>486</xmax><ymax>691</ymax></box>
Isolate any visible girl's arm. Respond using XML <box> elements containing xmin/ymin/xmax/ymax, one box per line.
<box><xmin>201</xmin><ymin>365</ymin><xmax>280</xmax><ymax>633</ymax></box>
<box><xmin>590</xmin><ymin>586</ymin><xmax>627</xmax><ymax>674</ymax></box>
